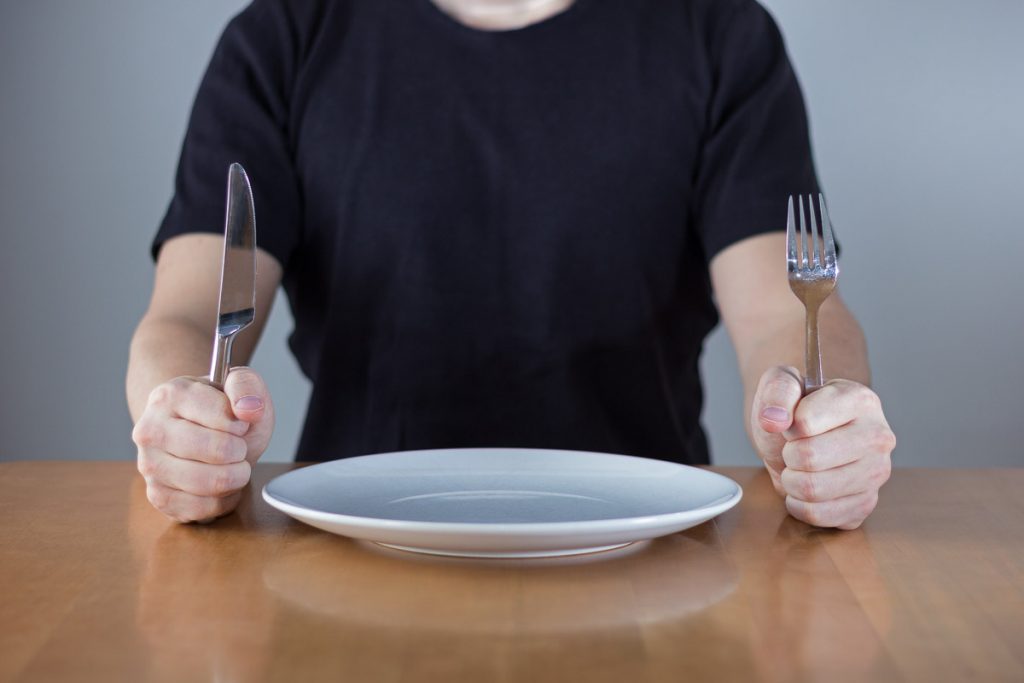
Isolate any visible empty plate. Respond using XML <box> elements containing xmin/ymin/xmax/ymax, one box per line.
<box><xmin>262</xmin><ymin>448</ymin><xmax>742</xmax><ymax>558</ymax></box>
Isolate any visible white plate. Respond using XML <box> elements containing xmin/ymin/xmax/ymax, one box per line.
<box><xmin>262</xmin><ymin>448</ymin><xmax>742</xmax><ymax>558</ymax></box>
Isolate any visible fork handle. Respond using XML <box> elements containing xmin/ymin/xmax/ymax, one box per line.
<box><xmin>804</xmin><ymin>303</ymin><xmax>824</xmax><ymax>394</ymax></box>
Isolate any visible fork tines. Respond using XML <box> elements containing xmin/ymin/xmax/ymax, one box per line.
<box><xmin>786</xmin><ymin>194</ymin><xmax>837</xmax><ymax>275</ymax></box>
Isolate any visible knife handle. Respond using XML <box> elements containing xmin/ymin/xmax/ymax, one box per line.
<box><xmin>209</xmin><ymin>332</ymin><xmax>237</xmax><ymax>390</ymax></box>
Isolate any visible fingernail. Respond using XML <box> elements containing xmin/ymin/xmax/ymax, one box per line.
<box><xmin>235</xmin><ymin>395</ymin><xmax>263</xmax><ymax>411</ymax></box>
<box><xmin>761</xmin><ymin>406</ymin><xmax>789</xmax><ymax>423</ymax></box>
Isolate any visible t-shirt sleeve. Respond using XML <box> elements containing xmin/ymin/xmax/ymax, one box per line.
<box><xmin>153</xmin><ymin>0</ymin><xmax>302</xmax><ymax>269</ymax></box>
<box><xmin>692</xmin><ymin>1</ymin><xmax>821</xmax><ymax>262</ymax></box>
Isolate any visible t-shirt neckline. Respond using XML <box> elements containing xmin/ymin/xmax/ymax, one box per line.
<box><xmin>414</xmin><ymin>0</ymin><xmax>593</xmax><ymax>38</ymax></box>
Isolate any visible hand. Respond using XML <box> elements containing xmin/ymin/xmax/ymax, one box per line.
<box><xmin>132</xmin><ymin>367</ymin><xmax>275</xmax><ymax>523</ymax></box>
<box><xmin>750</xmin><ymin>366</ymin><xmax>895</xmax><ymax>529</ymax></box>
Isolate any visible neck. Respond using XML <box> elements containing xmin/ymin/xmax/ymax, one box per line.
<box><xmin>430</xmin><ymin>0</ymin><xmax>576</xmax><ymax>31</ymax></box>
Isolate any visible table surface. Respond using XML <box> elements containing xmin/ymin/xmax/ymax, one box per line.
<box><xmin>1</xmin><ymin>462</ymin><xmax>1021</xmax><ymax>683</ymax></box>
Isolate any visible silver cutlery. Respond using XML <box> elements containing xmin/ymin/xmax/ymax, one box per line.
<box><xmin>786</xmin><ymin>194</ymin><xmax>838</xmax><ymax>394</ymax></box>
<box><xmin>210</xmin><ymin>163</ymin><xmax>257</xmax><ymax>388</ymax></box>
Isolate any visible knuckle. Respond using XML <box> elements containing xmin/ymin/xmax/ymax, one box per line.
<box><xmin>147</xmin><ymin>383</ymin><xmax>172</xmax><ymax>407</ymax></box>
<box><xmin>169</xmin><ymin>376</ymin><xmax>194</xmax><ymax>393</ymax></box>
<box><xmin>131</xmin><ymin>422</ymin><xmax>144</xmax><ymax>448</ymax></box>
<box><xmin>207</xmin><ymin>464</ymin><xmax>248</xmax><ymax>497</ymax></box>
<box><xmin>784</xmin><ymin>468</ymin><xmax>821</xmax><ymax>503</ymax></box>
<box><xmin>200</xmin><ymin>431</ymin><xmax>227</xmax><ymax>462</ymax></box>
<box><xmin>801</xmin><ymin>503</ymin><xmax>827</xmax><ymax>527</ymax></box>
<box><xmin>132</xmin><ymin>418</ymin><xmax>162</xmax><ymax>449</ymax></box>
<box><xmin>856</xmin><ymin>386</ymin><xmax>882</xmax><ymax>412</ymax></box>
<box><xmin>800</xmin><ymin>473</ymin><xmax>822</xmax><ymax>502</ymax></box>
<box><xmin>791</xmin><ymin>439</ymin><xmax>817</xmax><ymax>469</ymax></box>
<box><xmin>150</xmin><ymin>380</ymin><xmax>183</xmax><ymax>407</ymax></box>
<box><xmin>875</xmin><ymin>426</ymin><xmax>897</xmax><ymax>453</ymax></box>
<box><xmin>221</xmin><ymin>436</ymin><xmax>242</xmax><ymax>464</ymax></box>
<box><xmin>137</xmin><ymin>450</ymin><xmax>162</xmax><ymax>481</ymax></box>
<box><xmin>146</xmin><ymin>483</ymin><xmax>171</xmax><ymax>512</ymax></box>
<box><xmin>208</xmin><ymin>433</ymin><xmax>232</xmax><ymax>463</ymax></box>
<box><xmin>207</xmin><ymin>470</ymin><xmax>236</xmax><ymax>496</ymax></box>
<box><xmin>151</xmin><ymin>378</ymin><xmax>196</xmax><ymax>410</ymax></box>
<box><xmin>193</xmin><ymin>430</ymin><xmax>230</xmax><ymax>464</ymax></box>
<box><xmin>212</xmin><ymin>434</ymin><xmax>246</xmax><ymax>463</ymax></box>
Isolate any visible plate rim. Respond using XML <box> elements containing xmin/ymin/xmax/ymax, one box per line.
<box><xmin>261</xmin><ymin>447</ymin><xmax>743</xmax><ymax>534</ymax></box>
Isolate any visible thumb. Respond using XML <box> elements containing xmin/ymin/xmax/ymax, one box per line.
<box><xmin>753</xmin><ymin>365</ymin><xmax>802</xmax><ymax>434</ymax></box>
<box><xmin>223</xmin><ymin>366</ymin><xmax>271</xmax><ymax>425</ymax></box>
<box><xmin>750</xmin><ymin>365</ymin><xmax>803</xmax><ymax>473</ymax></box>
<box><xmin>225</xmin><ymin>368</ymin><xmax>270</xmax><ymax>421</ymax></box>
<box><xmin>224</xmin><ymin>366</ymin><xmax>275</xmax><ymax>463</ymax></box>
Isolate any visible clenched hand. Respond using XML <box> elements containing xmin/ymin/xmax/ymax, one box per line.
<box><xmin>750</xmin><ymin>366</ymin><xmax>895</xmax><ymax>529</ymax></box>
<box><xmin>132</xmin><ymin>367</ymin><xmax>275</xmax><ymax>523</ymax></box>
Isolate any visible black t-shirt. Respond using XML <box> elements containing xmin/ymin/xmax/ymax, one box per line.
<box><xmin>155</xmin><ymin>0</ymin><xmax>819</xmax><ymax>464</ymax></box>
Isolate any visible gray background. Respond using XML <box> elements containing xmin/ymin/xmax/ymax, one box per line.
<box><xmin>1</xmin><ymin>1</ymin><xmax>1021</xmax><ymax>466</ymax></box>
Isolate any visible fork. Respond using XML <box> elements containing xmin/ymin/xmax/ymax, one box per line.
<box><xmin>786</xmin><ymin>194</ymin><xmax>839</xmax><ymax>394</ymax></box>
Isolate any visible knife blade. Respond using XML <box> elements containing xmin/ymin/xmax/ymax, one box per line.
<box><xmin>209</xmin><ymin>163</ymin><xmax>257</xmax><ymax>388</ymax></box>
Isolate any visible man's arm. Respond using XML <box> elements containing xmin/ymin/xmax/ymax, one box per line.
<box><xmin>709</xmin><ymin>232</ymin><xmax>869</xmax><ymax>429</ymax></box>
<box><xmin>127</xmin><ymin>234</ymin><xmax>282</xmax><ymax>420</ymax></box>
<box><xmin>126</xmin><ymin>234</ymin><xmax>283</xmax><ymax>522</ymax></box>
<box><xmin>710</xmin><ymin>232</ymin><xmax>895</xmax><ymax>529</ymax></box>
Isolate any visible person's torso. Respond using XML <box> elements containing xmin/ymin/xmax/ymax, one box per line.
<box><xmin>282</xmin><ymin>0</ymin><xmax>721</xmax><ymax>462</ymax></box>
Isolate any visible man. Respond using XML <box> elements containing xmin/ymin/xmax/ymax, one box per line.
<box><xmin>128</xmin><ymin>0</ymin><xmax>895</xmax><ymax>528</ymax></box>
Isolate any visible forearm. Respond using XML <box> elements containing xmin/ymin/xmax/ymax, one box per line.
<box><xmin>737</xmin><ymin>295</ymin><xmax>870</xmax><ymax>442</ymax></box>
<box><xmin>126</xmin><ymin>316</ymin><xmax>214</xmax><ymax>422</ymax></box>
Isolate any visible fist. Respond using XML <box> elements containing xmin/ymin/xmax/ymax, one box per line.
<box><xmin>750</xmin><ymin>366</ymin><xmax>895</xmax><ymax>529</ymax></box>
<box><xmin>132</xmin><ymin>367</ymin><xmax>275</xmax><ymax>523</ymax></box>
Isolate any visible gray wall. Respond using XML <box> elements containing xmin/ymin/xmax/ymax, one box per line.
<box><xmin>1</xmin><ymin>1</ymin><xmax>1021</xmax><ymax>466</ymax></box>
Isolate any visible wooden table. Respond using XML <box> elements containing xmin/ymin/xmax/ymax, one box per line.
<box><xmin>1</xmin><ymin>462</ymin><xmax>1021</xmax><ymax>682</ymax></box>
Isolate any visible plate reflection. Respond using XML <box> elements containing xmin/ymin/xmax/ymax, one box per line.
<box><xmin>263</xmin><ymin>531</ymin><xmax>738</xmax><ymax>634</ymax></box>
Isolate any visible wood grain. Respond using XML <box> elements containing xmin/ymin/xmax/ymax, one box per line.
<box><xmin>1</xmin><ymin>462</ymin><xmax>1021</xmax><ymax>682</ymax></box>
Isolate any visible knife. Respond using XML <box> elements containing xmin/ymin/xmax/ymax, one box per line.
<box><xmin>209</xmin><ymin>163</ymin><xmax>257</xmax><ymax>389</ymax></box>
